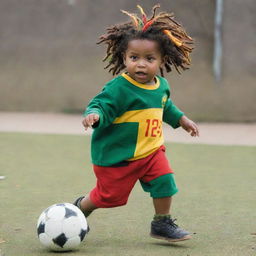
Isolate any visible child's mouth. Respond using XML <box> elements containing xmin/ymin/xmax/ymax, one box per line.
<box><xmin>135</xmin><ymin>72</ymin><xmax>147</xmax><ymax>78</ymax></box>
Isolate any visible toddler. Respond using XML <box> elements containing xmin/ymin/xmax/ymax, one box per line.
<box><xmin>74</xmin><ymin>4</ymin><xmax>199</xmax><ymax>242</ymax></box>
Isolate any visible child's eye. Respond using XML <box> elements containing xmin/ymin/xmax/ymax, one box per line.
<box><xmin>147</xmin><ymin>56</ymin><xmax>155</xmax><ymax>62</ymax></box>
<box><xmin>130</xmin><ymin>55</ymin><xmax>137</xmax><ymax>61</ymax></box>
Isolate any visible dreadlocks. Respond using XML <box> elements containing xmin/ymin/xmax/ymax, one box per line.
<box><xmin>97</xmin><ymin>4</ymin><xmax>194</xmax><ymax>76</ymax></box>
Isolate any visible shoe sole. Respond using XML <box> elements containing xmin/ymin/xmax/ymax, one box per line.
<box><xmin>150</xmin><ymin>233</ymin><xmax>192</xmax><ymax>242</ymax></box>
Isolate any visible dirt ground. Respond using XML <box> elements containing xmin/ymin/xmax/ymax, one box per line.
<box><xmin>0</xmin><ymin>112</ymin><xmax>255</xmax><ymax>146</ymax></box>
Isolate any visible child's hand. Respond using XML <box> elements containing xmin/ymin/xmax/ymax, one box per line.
<box><xmin>179</xmin><ymin>115</ymin><xmax>199</xmax><ymax>137</ymax></box>
<box><xmin>82</xmin><ymin>114</ymin><xmax>100</xmax><ymax>130</ymax></box>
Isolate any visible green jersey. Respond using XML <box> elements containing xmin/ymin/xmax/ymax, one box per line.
<box><xmin>85</xmin><ymin>73</ymin><xmax>184</xmax><ymax>166</ymax></box>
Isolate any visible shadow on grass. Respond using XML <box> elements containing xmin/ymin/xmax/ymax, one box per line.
<box><xmin>85</xmin><ymin>236</ymin><xmax>194</xmax><ymax>251</ymax></box>
<box><xmin>34</xmin><ymin>247</ymin><xmax>87</xmax><ymax>256</ymax></box>
<box><xmin>150</xmin><ymin>241</ymin><xmax>192</xmax><ymax>249</ymax></box>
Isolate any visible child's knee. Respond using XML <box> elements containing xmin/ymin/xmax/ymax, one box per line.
<box><xmin>100</xmin><ymin>194</ymin><xmax>128</xmax><ymax>207</ymax></box>
<box><xmin>90</xmin><ymin>189</ymin><xmax>128</xmax><ymax>208</ymax></box>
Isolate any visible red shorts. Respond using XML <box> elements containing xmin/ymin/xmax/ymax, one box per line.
<box><xmin>89</xmin><ymin>146</ymin><xmax>173</xmax><ymax>208</ymax></box>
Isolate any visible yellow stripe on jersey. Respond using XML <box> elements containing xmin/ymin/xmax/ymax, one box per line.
<box><xmin>113</xmin><ymin>108</ymin><xmax>164</xmax><ymax>160</ymax></box>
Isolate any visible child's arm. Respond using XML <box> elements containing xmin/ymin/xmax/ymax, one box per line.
<box><xmin>179</xmin><ymin>115</ymin><xmax>199</xmax><ymax>137</ymax></box>
<box><xmin>82</xmin><ymin>83</ymin><xmax>123</xmax><ymax>131</ymax></box>
<box><xmin>163</xmin><ymin>98</ymin><xmax>199</xmax><ymax>137</ymax></box>
<box><xmin>163</xmin><ymin>98</ymin><xmax>184</xmax><ymax>128</ymax></box>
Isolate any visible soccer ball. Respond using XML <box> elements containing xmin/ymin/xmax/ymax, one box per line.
<box><xmin>37</xmin><ymin>203</ymin><xmax>88</xmax><ymax>251</ymax></box>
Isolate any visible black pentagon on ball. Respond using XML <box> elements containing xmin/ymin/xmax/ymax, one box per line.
<box><xmin>79</xmin><ymin>229</ymin><xmax>87</xmax><ymax>241</ymax></box>
<box><xmin>53</xmin><ymin>233</ymin><xmax>67</xmax><ymax>248</ymax></box>
<box><xmin>64</xmin><ymin>207</ymin><xmax>78</xmax><ymax>218</ymax></box>
<box><xmin>37</xmin><ymin>222</ymin><xmax>45</xmax><ymax>236</ymax></box>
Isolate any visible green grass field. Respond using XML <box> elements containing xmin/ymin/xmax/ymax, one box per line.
<box><xmin>0</xmin><ymin>132</ymin><xmax>256</xmax><ymax>256</ymax></box>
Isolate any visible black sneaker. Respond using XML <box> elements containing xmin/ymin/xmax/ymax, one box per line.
<box><xmin>73</xmin><ymin>196</ymin><xmax>90</xmax><ymax>233</ymax></box>
<box><xmin>73</xmin><ymin>196</ymin><xmax>85</xmax><ymax>210</ymax></box>
<box><xmin>150</xmin><ymin>217</ymin><xmax>191</xmax><ymax>242</ymax></box>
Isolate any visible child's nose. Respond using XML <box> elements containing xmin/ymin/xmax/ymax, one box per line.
<box><xmin>137</xmin><ymin>59</ymin><xmax>146</xmax><ymax>67</ymax></box>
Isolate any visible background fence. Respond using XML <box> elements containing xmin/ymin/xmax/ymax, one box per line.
<box><xmin>0</xmin><ymin>0</ymin><xmax>255</xmax><ymax>122</ymax></box>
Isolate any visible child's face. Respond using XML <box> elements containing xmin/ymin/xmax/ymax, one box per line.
<box><xmin>124</xmin><ymin>39</ymin><xmax>164</xmax><ymax>84</ymax></box>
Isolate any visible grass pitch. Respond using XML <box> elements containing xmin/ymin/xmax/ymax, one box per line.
<box><xmin>0</xmin><ymin>132</ymin><xmax>255</xmax><ymax>256</ymax></box>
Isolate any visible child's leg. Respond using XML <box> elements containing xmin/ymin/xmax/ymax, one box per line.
<box><xmin>80</xmin><ymin>195</ymin><xmax>98</xmax><ymax>212</ymax></box>
<box><xmin>151</xmin><ymin>195</ymin><xmax>191</xmax><ymax>242</ymax></box>
<box><xmin>141</xmin><ymin>174</ymin><xmax>191</xmax><ymax>242</ymax></box>
<box><xmin>75</xmin><ymin>162</ymin><xmax>140</xmax><ymax>216</ymax></box>
<box><xmin>153</xmin><ymin>196</ymin><xmax>172</xmax><ymax>215</ymax></box>
<box><xmin>74</xmin><ymin>195</ymin><xmax>97</xmax><ymax>217</ymax></box>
